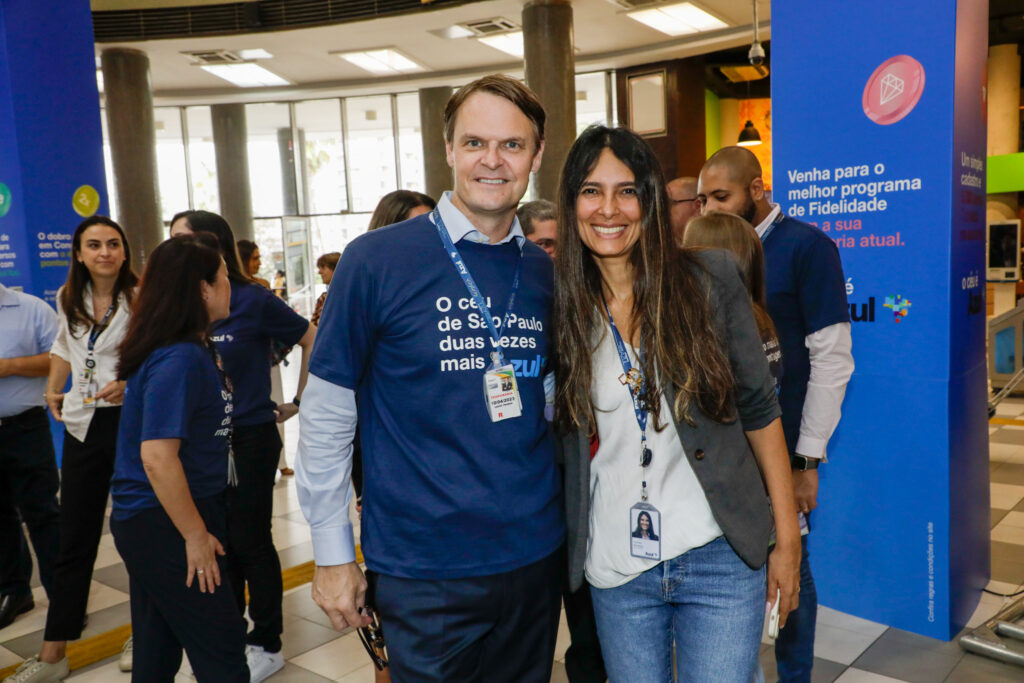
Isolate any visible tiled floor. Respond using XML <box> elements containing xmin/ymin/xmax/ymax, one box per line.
<box><xmin>5</xmin><ymin>401</ymin><xmax>1024</xmax><ymax>682</ymax></box>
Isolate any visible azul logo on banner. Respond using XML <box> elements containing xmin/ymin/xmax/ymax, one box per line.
<box><xmin>883</xmin><ymin>295</ymin><xmax>912</xmax><ymax>322</ymax></box>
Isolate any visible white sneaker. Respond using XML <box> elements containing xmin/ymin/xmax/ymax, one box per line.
<box><xmin>245</xmin><ymin>644</ymin><xmax>284</xmax><ymax>683</ymax></box>
<box><xmin>118</xmin><ymin>635</ymin><xmax>133</xmax><ymax>672</ymax></box>
<box><xmin>2</xmin><ymin>656</ymin><xmax>69</xmax><ymax>683</ymax></box>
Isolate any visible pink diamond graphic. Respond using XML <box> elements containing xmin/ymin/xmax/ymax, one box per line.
<box><xmin>879</xmin><ymin>73</ymin><xmax>905</xmax><ymax>105</ymax></box>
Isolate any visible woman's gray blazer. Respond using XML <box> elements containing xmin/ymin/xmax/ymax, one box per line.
<box><xmin>560</xmin><ymin>249</ymin><xmax>782</xmax><ymax>592</ymax></box>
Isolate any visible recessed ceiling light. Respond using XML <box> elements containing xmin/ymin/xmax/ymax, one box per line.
<box><xmin>627</xmin><ymin>2</ymin><xmax>728</xmax><ymax>37</ymax></box>
<box><xmin>237</xmin><ymin>48</ymin><xmax>274</xmax><ymax>60</ymax></box>
<box><xmin>334</xmin><ymin>48</ymin><xmax>425</xmax><ymax>75</ymax></box>
<box><xmin>199</xmin><ymin>63</ymin><xmax>291</xmax><ymax>87</ymax></box>
<box><xmin>477</xmin><ymin>31</ymin><xmax>524</xmax><ymax>58</ymax></box>
<box><xmin>436</xmin><ymin>25</ymin><xmax>475</xmax><ymax>39</ymax></box>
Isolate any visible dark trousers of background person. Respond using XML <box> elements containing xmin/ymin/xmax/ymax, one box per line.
<box><xmin>111</xmin><ymin>493</ymin><xmax>248</xmax><ymax>683</ymax></box>
<box><xmin>775</xmin><ymin>533</ymin><xmax>817</xmax><ymax>683</ymax></box>
<box><xmin>0</xmin><ymin>407</ymin><xmax>60</xmax><ymax>600</ymax></box>
<box><xmin>373</xmin><ymin>549</ymin><xmax>561</xmax><ymax>683</ymax></box>
<box><xmin>44</xmin><ymin>407</ymin><xmax>120</xmax><ymax>641</ymax></box>
<box><xmin>559</xmin><ymin>545</ymin><xmax>607</xmax><ymax>683</ymax></box>
<box><xmin>226</xmin><ymin>421</ymin><xmax>284</xmax><ymax>653</ymax></box>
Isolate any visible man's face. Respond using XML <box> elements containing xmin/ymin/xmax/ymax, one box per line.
<box><xmin>527</xmin><ymin>219</ymin><xmax>557</xmax><ymax>258</ymax></box>
<box><xmin>666</xmin><ymin>181</ymin><xmax>700</xmax><ymax>244</ymax></box>
<box><xmin>445</xmin><ymin>92</ymin><xmax>544</xmax><ymax>226</ymax></box>
<box><xmin>697</xmin><ymin>165</ymin><xmax>757</xmax><ymax>224</ymax></box>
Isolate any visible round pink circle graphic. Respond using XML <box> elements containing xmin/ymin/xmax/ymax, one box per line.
<box><xmin>862</xmin><ymin>55</ymin><xmax>926</xmax><ymax>125</ymax></box>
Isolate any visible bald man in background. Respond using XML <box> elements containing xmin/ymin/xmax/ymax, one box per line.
<box><xmin>666</xmin><ymin>176</ymin><xmax>700</xmax><ymax>245</ymax></box>
<box><xmin>698</xmin><ymin>147</ymin><xmax>854</xmax><ymax>683</ymax></box>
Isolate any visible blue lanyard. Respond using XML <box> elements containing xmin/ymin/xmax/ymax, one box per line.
<box><xmin>602</xmin><ymin>295</ymin><xmax>648</xmax><ymax>440</ymax></box>
<box><xmin>759</xmin><ymin>210</ymin><xmax>785</xmax><ymax>243</ymax></box>
<box><xmin>85</xmin><ymin>301</ymin><xmax>117</xmax><ymax>366</ymax></box>
<box><xmin>433</xmin><ymin>209</ymin><xmax>523</xmax><ymax>368</ymax></box>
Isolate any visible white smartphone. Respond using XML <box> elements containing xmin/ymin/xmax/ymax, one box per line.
<box><xmin>767</xmin><ymin>588</ymin><xmax>781</xmax><ymax>639</ymax></box>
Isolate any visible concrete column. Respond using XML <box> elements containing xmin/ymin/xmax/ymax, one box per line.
<box><xmin>101</xmin><ymin>48</ymin><xmax>163</xmax><ymax>258</ymax></box>
<box><xmin>211</xmin><ymin>103</ymin><xmax>254</xmax><ymax>240</ymax></box>
<box><xmin>986</xmin><ymin>44</ymin><xmax>1021</xmax><ymax>315</ymax></box>
<box><xmin>419</xmin><ymin>86</ymin><xmax>452</xmax><ymax>202</ymax></box>
<box><xmin>523</xmin><ymin>0</ymin><xmax>575</xmax><ymax>203</ymax></box>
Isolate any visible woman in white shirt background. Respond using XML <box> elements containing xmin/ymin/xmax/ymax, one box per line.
<box><xmin>10</xmin><ymin>216</ymin><xmax>138</xmax><ymax>682</ymax></box>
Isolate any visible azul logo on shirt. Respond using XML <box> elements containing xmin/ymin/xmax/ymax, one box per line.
<box><xmin>511</xmin><ymin>355</ymin><xmax>546</xmax><ymax>378</ymax></box>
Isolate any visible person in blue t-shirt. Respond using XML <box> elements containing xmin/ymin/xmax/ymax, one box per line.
<box><xmin>296</xmin><ymin>75</ymin><xmax>563</xmax><ymax>682</ymax></box>
<box><xmin>110</xmin><ymin>235</ymin><xmax>248</xmax><ymax>682</ymax></box>
<box><xmin>170</xmin><ymin>210</ymin><xmax>315</xmax><ymax>683</ymax></box>
<box><xmin>699</xmin><ymin>147</ymin><xmax>854</xmax><ymax>683</ymax></box>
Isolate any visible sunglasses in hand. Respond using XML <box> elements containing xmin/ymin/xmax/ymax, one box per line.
<box><xmin>357</xmin><ymin>606</ymin><xmax>388</xmax><ymax>671</ymax></box>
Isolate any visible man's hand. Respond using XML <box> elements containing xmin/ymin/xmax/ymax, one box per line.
<box><xmin>275</xmin><ymin>402</ymin><xmax>299</xmax><ymax>423</ymax></box>
<box><xmin>792</xmin><ymin>469</ymin><xmax>819</xmax><ymax>515</ymax></box>
<box><xmin>311</xmin><ymin>562</ymin><xmax>373</xmax><ymax>631</ymax></box>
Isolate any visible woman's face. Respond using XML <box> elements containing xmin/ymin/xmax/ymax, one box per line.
<box><xmin>639</xmin><ymin>514</ymin><xmax>650</xmax><ymax>531</ymax></box>
<box><xmin>248</xmin><ymin>248</ymin><xmax>262</xmax><ymax>276</ymax></box>
<box><xmin>318</xmin><ymin>263</ymin><xmax>335</xmax><ymax>285</ymax></box>
<box><xmin>202</xmin><ymin>260</ymin><xmax>232</xmax><ymax>322</ymax></box>
<box><xmin>406</xmin><ymin>204</ymin><xmax>432</xmax><ymax>221</ymax></box>
<box><xmin>169</xmin><ymin>217</ymin><xmax>192</xmax><ymax>237</ymax></box>
<box><xmin>77</xmin><ymin>223</ymin><xmax>126</xmax><ymax>281</ymax></box>
<box><xmin>575</xmin><ymin>148</ymin><xmax>644</xmax><ymax>261</ymax></box>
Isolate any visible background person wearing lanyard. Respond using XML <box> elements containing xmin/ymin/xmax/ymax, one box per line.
<box><xmin>169</xmin><ymin>210</ymin><xmax>315</xmax><ymax>683</ymax></box>
<box><xmin>109</xmin><ymin>235</ymin><xmax>248</xmax><ymax>682</ymax></box>
<box><xmin>6</xmin><ymin>217</ymin><xmax>138</xmax><ymax>683</ymax></box>
<box><xmin>555</xmin><ymin>127</ymin><xmax>801</xmax><ymax>683</ymax></box>
<box><xmin>296</xmin><ymin>74</ymin><xmax>562</xmax><ymax>682</ymax></box>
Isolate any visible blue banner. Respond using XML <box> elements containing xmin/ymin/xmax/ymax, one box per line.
<box><xmin>772</xmin><ymin>0</ymin><xmax>989</xmax><ymax>639</ymax></box>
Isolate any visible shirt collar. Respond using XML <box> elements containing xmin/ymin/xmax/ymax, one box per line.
<box><xmin>435</xmin><ymin>191</ymin><xmax>525</xmax><ymax>247</ymax></box>
<box><xmin>0</xmin><ymin>282</ymin><xmax>15</xmax><ymax>307</ymax></box>
<box><xmin>753</xmin><ymin>204</ymin><xmax>783</xmax><ymax>238</ymax></box>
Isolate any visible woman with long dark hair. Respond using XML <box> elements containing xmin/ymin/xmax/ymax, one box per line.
<box><xmin>170</xmin><ymin>210</ymin><xmax>315</xmax><ymax>682</ymax></box>
<box><xmin>8</xmin><ymin>217</ymin><xmax>138</xmax><ymax>682</ymax></box>
<box><xmin>110</xmin><ymin>235</ymin><xmax>247</xmax><ymax>681</ymax></box>
<box><xmin>555</xmin><ymin>126</ymin><xmax>800</xmax><ymax>682</ymax></box>
<box><xmin>366</xmin><ymin>190</ymin><xmax>435</xmax><ymax>231</ymax></box>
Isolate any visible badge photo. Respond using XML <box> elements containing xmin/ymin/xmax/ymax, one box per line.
<box><xmin>629</xmin><ymin>503</ymin><xmax>661</xmax><ymax>561</ymax></box>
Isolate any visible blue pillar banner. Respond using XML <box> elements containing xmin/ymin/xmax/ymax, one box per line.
<box><xmin>772</xmin><ymin>0</ymin><xmax>989</xmax><ymax>639</ymax></box>
<box><xmin>0</xmin><ymin>0</ymin><xmax>108</xmax><ymax>459</ymax></box>
<box><xmin>0</xmin><ymin>0</ymin><xmax>108</xmax><ymax>303</ymax></box>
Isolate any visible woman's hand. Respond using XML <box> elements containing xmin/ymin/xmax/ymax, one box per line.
<box><xmin>185</xmin><ymin>530</ymin><xmax>226</xmax><ymax>593</ymax></box>
<box><xmin>766</xmin><ymin>540</ymin><xmax>801</xmax><ymax>628</ymax></box>
<box><xmin>275</xmin><ymin>402</ymin><xmax>299</xmax><ymax>423</ymax></box>
<box><xmin>95</xmin><ymin>380</ymin><xmax>126</xmax><ymax>404</ymax></box>
<box><xmin>45</xmin><ymin>391</ymin><xmax>64</xmax><ymax>421</ymax></box>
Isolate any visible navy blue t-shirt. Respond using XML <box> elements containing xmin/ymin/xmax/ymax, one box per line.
<box><xmin>762</xmin><ymin>215</ymin><xmax>849</xmax><ymax>453</ymax></box>
<box><xmin>112</xmin><ymin>342</ymin><xmax>231</xmax><ymax>519</ymax></box>
<box><xmin>311</xmin><ymin>213</ymin><xmax>563</xmax><ymax>579</ymax></box>
<box><xmin>212</xmin><ymin>282</ymin><xmax>308</xmax><ymax>426</ymax></box>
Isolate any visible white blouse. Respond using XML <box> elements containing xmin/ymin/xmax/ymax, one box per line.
<box><xmin>585</xmin><ymin>323</ymin><xmax>723</xmax><ymax>590</ymax></box>
<box><xmin>49</xmin><ymin>284</ymin><xmax>131</xmax><ymax>443</ymax></box>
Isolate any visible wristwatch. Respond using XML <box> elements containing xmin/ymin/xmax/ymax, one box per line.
<box><xmin>292</xmin><ymin>395</ymin><xmax>301</xmax><ymax>407</ymax></box>
<box><xmin>790</xmin><ymin>454</ymin><xmax>819</xmax><ymax>471</ymax></box>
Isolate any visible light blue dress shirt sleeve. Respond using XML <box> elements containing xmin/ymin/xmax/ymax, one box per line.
<box><xmin>295</xmin><ymin>372</ymin><xmax>357</xmax><ymax>566</ymax></box>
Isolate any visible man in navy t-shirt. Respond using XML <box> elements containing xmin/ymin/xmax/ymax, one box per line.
<box><xmin>296</xmin><ymin>74</ymin><xmax>563</xmax><ymax>682</ymax></box>
<box><xmin>699</xmin><ymin>147</ymin><xmax>854</xmax><ymax>683</ymax></box>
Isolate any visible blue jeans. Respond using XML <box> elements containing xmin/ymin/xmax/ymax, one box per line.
<box><xmin>590</xmin><ymin>536</ymin><xmax>766</xmax><ymax>683</ymax></box>
<box><xmin>774</xmin><ymin>535</ymin><xmax>816</xmax><ymax>683</ymax></box>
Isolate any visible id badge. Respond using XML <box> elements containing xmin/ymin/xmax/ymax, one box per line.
<box><xmin>629</xmin><ymin>502</ymin><xmax>661</xmax><ymax>561</ymax></box>
<box><xmin>483</xmin><ymin>364</ymin><xmax>522</xmax><ymax>422</ymax></box>
<box><xmin>78</xmin><ymin>369</ymin><xmax>98</xmax><ymax>407</ymax></box>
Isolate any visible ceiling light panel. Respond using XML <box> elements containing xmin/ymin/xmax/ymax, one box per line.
<box><xmin>477</xmin><ymin>31</ymin><xmax>524</xmax><ymax>58</ymax></box>
<box><xmin>199</xmin><ymin>63</ymin><xmax>291</xmax><ymax>87</ymax></box>
<box><xmin>237</xmin><ymin>48</ymin><xmax>274</xmax><ymax>60</ymax></box>
<box><xmin>335</xmin><ymin>49</ymin><xmax>425</xmax><ymax>75</ymax></box>
<box><xmin>627</xmin><ymin>2</ymin><xmax>728</xmax><ymax>36</ymax></box>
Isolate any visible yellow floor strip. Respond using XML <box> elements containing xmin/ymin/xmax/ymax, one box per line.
<box><xmin>990</xmin><ymin>417</ymin><xmax>1024</xmax><ymax>426</ymax></box>
<box><xmin>0</xmin><ymin>546</ymin><xmax>362</xmax><ymax>679</ymax></box>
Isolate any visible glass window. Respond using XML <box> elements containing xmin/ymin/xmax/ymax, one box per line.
<box><xmin>344</xmin><ymin>95</ymin><xmax>398</xmax><ymax>212</ymax></box>
<box><xmin>295</xmin><ymin>99</ymin><xmax>347</xmax><ymax>215</ymax></box>
<box><xmin>396</xmin><ymin>92</ymin><xmax>425</xmax><ymax>193</ymax></box>
<box><xmin>100</xmin><ymin>114</ymin><xmax>118</xmax><ymax>222</ymax></box>
<box><xmin>576</xmin><ymin>71</ymin><xmax>610</xmax><ymax>134</ymax></box>
<box><xmin>185</xmin><ymin>106</ymin><xmax>220</xmax><ymax>213</ymax></box>
<box><xmin>245</xmin><ymin>102</ymin><xmax>292</xmax><ymax>217</ymax></box>
<box><xmin>154</xmin><ymin>107</ymin><xmax>190</xmax><ymax>221</ymax></box>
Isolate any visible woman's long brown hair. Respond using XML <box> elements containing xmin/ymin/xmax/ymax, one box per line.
<box><xmin>683</xmin><ymin>211</ymin><xmax>777</xmax><ymax>341</ymax></box>
<box><xmin>59</xmin><ymin>216</ymin><xmax>138</xmax><ymax>336</ymax></box>
<box><xmin>553</xmin><ymin>126</ymin><xmax>735</xmax><ymax>435</ymax></box>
